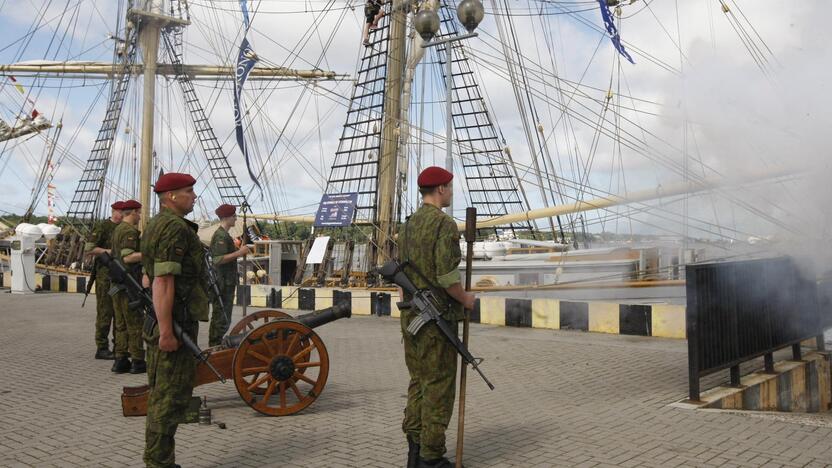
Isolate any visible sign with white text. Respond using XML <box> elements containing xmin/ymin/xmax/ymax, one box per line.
<box><xmin>314</xmin><ymin>193</ymin><xmax>358</xmax><ymax>227</ymax></box>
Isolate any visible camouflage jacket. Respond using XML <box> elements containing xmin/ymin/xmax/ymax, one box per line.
<box><xmin>209</xmin><ymin>226</ymin><xmax>237</xmax><ymax>287</ymax></box>
<box><xmin>398</xmin><ymin>203</ymin><xmax>463</xmax><ymax>321</ymax></box>
<box><xmin>141</xmin><ymin>207</ymin><xmax>209</xmax><ymax>322</ymax></box>
<box><xmin>84</xmin><ymin>219</ymin><xmax>119</xmax><ymax>275</ymax></box>
<box><xmin>111</xmin><ymin>221</ymin><xmax>141</xmax><ymax>280</ymax></box>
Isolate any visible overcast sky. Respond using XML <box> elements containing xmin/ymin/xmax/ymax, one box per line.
<box><xmin>0</xmin><ymin>0</ymin><xmax>829</xmax><ymax>243</ymax></box>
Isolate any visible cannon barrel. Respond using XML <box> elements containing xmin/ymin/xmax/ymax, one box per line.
<box><xmin>296</xmin><ymin>302</ymin><xmax>352</xmax><ymax>329</ymax></box>
<box><xmin>222</xmin><ymin>303</ymin><xmax>351</xmax><ymax>349</ymax></box>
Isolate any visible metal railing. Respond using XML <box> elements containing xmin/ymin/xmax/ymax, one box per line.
<box><xmin>686</xmin><ymin>256</ymin><xmax>831</xmax><ymax>401</ymax></box>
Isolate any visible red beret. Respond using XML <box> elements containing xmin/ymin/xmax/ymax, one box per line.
<box><xmin>111</xmin><ymin>201</ymin><xmax>124</xmax><ymax>210</ymax></box>
<box><xmin>154</xmin><ymin>172</ymin><xmax>196</xmax><ymax>193</ymax></box>
<box><xmin>215</xmin><ymin>204</ymin><xmax>236</xmax><ymax>218</ymax></box>
<box><xmin>417</xmin><ymin>166</ymin><xmax>453</xmax><ymax>188</ymax></box>
<box><xmin>121</xmin><ymin>199</ymin><xmax>142</xmax><ymax>210</ymax></box>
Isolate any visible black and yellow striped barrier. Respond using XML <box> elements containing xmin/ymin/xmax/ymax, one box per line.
<box><xmin>2</xmin><ymin>274</ymin><xmax>686</xmax><ymax>339</ymax></box>
<box><xmin>234</xmin><ymin>285</ymin><xmax>686</xmax><ymax>339</ymax></box>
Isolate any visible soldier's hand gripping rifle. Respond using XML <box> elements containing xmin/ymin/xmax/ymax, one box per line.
<box><xmin>202</xmin><ymin>246</ymin><xmax>223</xmax><ymax>311</ymax></box>
<box><xmin>377</xmin><ymin>260</ymin><xmax>495</xmax><ymax>390</ymax></box>
<box><xmin>97</xmin><ymin>252</ymin><xmax>226</xmax><ymax>382</ymax></box>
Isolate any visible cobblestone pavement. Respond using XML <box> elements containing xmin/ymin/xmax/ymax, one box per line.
<box><xmin>2</xmin><ymin>292</ymin><xmax>832</xmax><ymax>468</ymax></box>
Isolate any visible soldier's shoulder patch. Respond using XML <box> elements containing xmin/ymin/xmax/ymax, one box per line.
<box><xmin>174</xmin><ymin>247</ymin><xmax>185</xmax><ymax>256</ymax></box>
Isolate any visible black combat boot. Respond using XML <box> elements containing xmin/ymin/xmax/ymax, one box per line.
<box><xmin>95</xmin><ymin>348</ymin><xmax>114</xmax><ymax>360</ymax></box>
<box><xmin>416</xmin><ymin>456</ymin><xmax>453</xmax><ymax>468</ymax></box>
<box><xmin>111</xmin><ymin>356</ymin><xmax>131</xmax><ymax>373</ymax></box>
<box><xmin>130</xmin><ymin>359</ymin><xmax>147</xmax><ymax>374</ymax></box>
<box><xmin>407</xmin><ymin>437</ymin><xmax>420</xmax><ymax>468</ymax></box>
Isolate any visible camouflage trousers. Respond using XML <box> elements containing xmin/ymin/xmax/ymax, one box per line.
<box><xmin>208</xmin><ymin>283</ymin><xmax>236</xmax><ymax>347</ymax></box>
<box><xmin>113</xmin><ymin>292</ymin><xmax>145</xmax><ymax>360</ymax></box>
<box><xmin>401</xmin><ymin>311</ymin><xmax>458</xmax><ymax>460</ymax></box>
<box><xmin>94</xmin><ymin>274</ymin><xmax>115</xmax><ymax>350</ymax></box>
<box><xmin>143</xmin><ymin>321</ymin><xmax>198</xmax><ymax>468</ymax></box>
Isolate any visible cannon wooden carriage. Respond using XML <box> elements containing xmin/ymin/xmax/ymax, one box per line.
<box><xmin>122</xmin><ymin>303</ymin><xmax>351</xmax><ymax>417</ymax></box>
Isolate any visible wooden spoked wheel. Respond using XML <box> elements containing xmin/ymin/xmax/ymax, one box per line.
<box><xmin>232</xmin><ymin>320</ymin><xmax>330</xmax><ymax>416</ymax></box>
<box><xmin>230</xmin><ymin>311</ymin><xmax>311</xmax><ymax>396</ymax></box>
<box><xmin>229</xmin><ymin>309</ymin><xmax>292</xmax><ymax>336</ymax></box>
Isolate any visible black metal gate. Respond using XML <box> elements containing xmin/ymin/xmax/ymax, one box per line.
<box><xmin>686</xmin><ymin>257</ymin><xmax>831</xmax><ymax>401</ymax></box>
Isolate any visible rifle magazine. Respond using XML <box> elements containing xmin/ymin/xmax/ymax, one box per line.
<box><xmin>406</xmin><ymin>315</ymin><xmax>427</xmax><ymax>335</ymax></box>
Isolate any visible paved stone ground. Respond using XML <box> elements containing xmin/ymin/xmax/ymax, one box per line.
<box><xmin>2</xmin><ymin>291</ymin><xmax>832</xmax><ymax>468</ymax></box>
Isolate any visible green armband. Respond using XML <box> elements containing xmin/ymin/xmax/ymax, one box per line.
<box><xmin>436</xmin><ymin>269</ymin><xmax>461</xmax><ymax>288</ymax></box>
<box><xmin>154</xmin><ymin>261</ymin><xmax>182</xmax><ymax>276</ymax></box>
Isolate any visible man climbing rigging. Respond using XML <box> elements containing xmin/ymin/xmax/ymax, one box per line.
<box><xmin>362</xmin><ymin>0</ymin><xmax>386</xmax><ymax>46</ymax></box>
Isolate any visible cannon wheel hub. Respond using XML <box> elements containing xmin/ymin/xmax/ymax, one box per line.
<box><xmin>269</xmin><ymin>355</ymin><xmax>296</xmax><ymax>381</ymax></box>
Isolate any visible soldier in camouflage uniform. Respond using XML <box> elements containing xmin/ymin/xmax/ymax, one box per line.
<box><xmin>84</xmin><ymin>201</ymin><xmax>124</xmax><ymax>360</ymax></box>
<box><xmin>208</xmin><ymin>203</ymin><xmax>249</xmax><ymax>346</ymax></box>
<box><xmin>110</xmin><ymin>199</ymin><xmax>146</xmax><ymax>374</ymax></box>
<box><xmin>397</xmin><ymin>166</ymin><xmax>476</xmax><ymax>468</ymax></box>
<box><xmin>142</xmin><ymin>173</ymin><xmax>209</xmax><ymax>468</ymax></box>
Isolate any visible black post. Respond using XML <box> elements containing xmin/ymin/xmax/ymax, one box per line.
<box><xmin>686</xmin><ymin>265</ymin><xmax>700</xmax><ymax>401</ymax></box>
<box><xmin>689</xmin><ymin>371</ymin><xmax>700</xmax><ymax>402</ymax></box>
<box><xmin>268</xmin><ymin>288</ymin><xmax>282</xmax><ymax>308</ymax></box>
<box><xmin>764</xmin><ymin>353</ymin><xmax>775</xmax><ymax>373</ymax></box>
<box><xmin>729</xmin><ymin>365</ymin><xmax>741</xmax><ymax>387</ymax></box>
<box><xmin>792</xmin><ymin>343</ymin><xmax>803</xmax><ymax>361</ymax></box>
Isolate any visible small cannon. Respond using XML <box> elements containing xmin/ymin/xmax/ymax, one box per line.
<box><xmin>122</xmin><ymin>303</ymin><xmax>351</xmax><ymax>417</ymax></box>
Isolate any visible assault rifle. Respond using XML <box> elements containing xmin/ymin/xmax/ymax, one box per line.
<box><xmin>97</xmin><ymin>252</ymin><xmax>225</xmax><ymax>382</ymax></box>
<box><xmin>376</xmin><ymin>260</ymin><xmax>494</xmax><ymax>390</ymax></box>
<box><xmin>81</xmin><ymin>258</ymin><xmax>97</xmax><ymax>307</ymax></box>
<box><xmin>202</xmin><ymin>246</ymin><xmax>224</xmax><ymax>310</ymax></box>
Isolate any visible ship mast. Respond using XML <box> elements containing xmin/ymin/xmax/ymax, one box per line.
<box><xmin>374</xmin><ymin>0</ymin><xmax>408</xmax><ymax>265</ymax></box>
<box><xmin>132</xmin><ymin>4</ymin><xmax>181</xmax><ymax>227</ymax></box>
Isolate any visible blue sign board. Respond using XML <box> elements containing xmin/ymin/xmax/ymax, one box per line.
<box><xmin>314</xmin><ymin>193</ymin><xmax>358</xmax><ymax>227</ymax></box>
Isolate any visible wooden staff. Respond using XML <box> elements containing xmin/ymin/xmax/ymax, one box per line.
<box><xmin>241</xmin><ymin>202</ymin><xmax>249</xmax><ymax>317</ymax></box>
<box><xmin>455</xmin><ymin>207</ymin><xmax>477</xmax><ymax>468</ymax></box>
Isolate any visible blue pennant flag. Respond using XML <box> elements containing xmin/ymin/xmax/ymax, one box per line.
<box><xmin>240</xmin><ymin>0</ymin><xmax>250</xmax><ymax>29</ymax></box>
<box><xmin>234</xmin><ymin>37</ymin><xmax>261</xmax><ymax>190</ymax></box>
<box><xmin>597</xmin><ymin>0</ymin><xmax>635</xmax><ymax>64</ymax></box>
